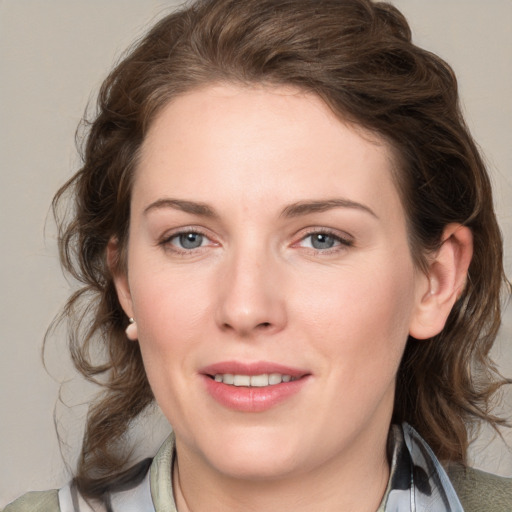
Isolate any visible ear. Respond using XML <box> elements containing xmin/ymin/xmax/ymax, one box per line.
<box><xmin>107</xmin><ymin>237</ymin><xmax>135</xmax><ymax>323</ymax></box>
<box><xmin>409</xmin><ymin>224</ymin><xmax>473</xmax><ymax>340</ymax></box>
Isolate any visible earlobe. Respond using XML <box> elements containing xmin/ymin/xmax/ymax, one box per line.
<box><xmin>409</xmin><ymin>224</ymin><xmax>473</xmax><ymax>340</ymax></box>
<box><xmin>125</xmin><ymin>317</ymin><xmax>138</xmax><ymax>341</ymax></box>
<box><xmin>107</xmin><ymin>237</ymin><xmax>135</xmax><ymax>321</ymax></box>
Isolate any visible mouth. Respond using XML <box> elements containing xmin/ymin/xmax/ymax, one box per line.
<box><xmin>209</xmin><ymin>373</ymin><xmax>299</xmax><ymax>387</ymax></box>
<box><xmin>201</xmin><ymin>361</ymin><xmax>310</xmax><ymax>412</ymax></box>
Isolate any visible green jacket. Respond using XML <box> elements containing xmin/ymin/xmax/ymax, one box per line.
<box><xmin>4</xmin><ymin>429</ymin><xmax>512</xmax><ymax>512</ymax></box>
<box><xmin>446</xmin><ymin>465</ymin><xmax>512</xmax><ymax>512</ymax></box>
<box><xmin>4</xmin><ymin>469</ymin><xmax>512</xmax><ymax>512</ymax></box>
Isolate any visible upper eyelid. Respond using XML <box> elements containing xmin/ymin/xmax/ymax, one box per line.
<box><xmin>289</xmin><ymin>229</ymin><xmax>355</xmax><ymax>255</ymax></box>
<box><xmin>158</xmin><ymin>229</ymin><xmax>218</xmax><ymax>256</ymax></box>
<box><xmin>159</xmin><ymin>226</ymin><xmax>214</xmax><ymax>245</ymax></box>
<box><xmin>156</xmin><ymin>226</ymin><xmax>354</xmax><ymax>248</ymax></box>
<box><xmin>296</xmin><ymin>227</ymin><xmax>354</xmax><ymax>242</ymax></box>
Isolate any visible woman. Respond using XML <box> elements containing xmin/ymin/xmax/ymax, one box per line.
<box><xmin>4</xmin><ymin>0</ymin><xmax>511</xmax><ymax>510</ymax></box>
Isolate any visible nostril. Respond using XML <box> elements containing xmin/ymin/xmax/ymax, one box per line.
<box><xmin>258</xmin><ymin>322</ymin><xmax>271</xmax><ymax>329</ymax></box>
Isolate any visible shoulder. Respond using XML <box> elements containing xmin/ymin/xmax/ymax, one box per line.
<box><xmin>446</xmin><ymin>465</ymin><xmax>512</xmax><ymax>512</ymax></box>
<box><xmin>2</xmin><ymin>447</ymin><xmax>163</xmax><ymax>512</ymax></box>
<box><xmin>2</xmin><ymin>490</ymin><xmax>59</xmax><ymax>512</ymax></box>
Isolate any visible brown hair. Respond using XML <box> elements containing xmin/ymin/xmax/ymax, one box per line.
<box><xmin>52</xmin><ymin>0</ymin><xmax>510</xmax><ymax>498</ymax></box>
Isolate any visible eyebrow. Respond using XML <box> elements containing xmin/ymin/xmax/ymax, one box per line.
<box><xmin>144</xmin><ymin>198</ymin><xmax>217</xmax><ymax>217</ymax></box>
<box><xmin>281</xmin><ymin>199</ymin><xmax>378</xmax><ymax>219</ymax></box>
<box><xmin>143</xmin><ymin>197</ymin><xmax>377</xmax><ymax>219</ymax></box>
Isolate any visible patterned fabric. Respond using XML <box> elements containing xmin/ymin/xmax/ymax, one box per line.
<box><xmin>378</xmin><ymin>424</ymin><xmax>464</xmax><ymax>511</ymax></box>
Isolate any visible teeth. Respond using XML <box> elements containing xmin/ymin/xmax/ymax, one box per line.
<box><xmin>250</xmin><ymin>374</ymin><xmax>268</xmax><ymax>387</ymax></box>
<box><xmin>233</xmin><ymin>375</ymin><xmax>251</xmax><ymax>386</ymax></box>
<box><xmin>213</xmin><ymin>373</ymin><xmax>297</xmax><ymax>386</ymax></box>
<box><xmin>268</xmin><ymin>373</ymin><xmax>282</xmax><ymax>385</ymax></box>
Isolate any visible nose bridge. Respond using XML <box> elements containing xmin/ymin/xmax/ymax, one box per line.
<box><xmin>215</xmin><ymin>237</ymin><xmax>286</xmax><ymax>336</ymax></box>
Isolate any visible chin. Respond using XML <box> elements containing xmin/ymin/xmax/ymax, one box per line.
<box><xmin>211</xmin><ymin>448</ymin><xmax>303</xmax><ymax>482</ymax></box>
<box><xmin>191</xmin><ymin>424</ymin><xmax>307</xmax><ymax>481</ymax></box>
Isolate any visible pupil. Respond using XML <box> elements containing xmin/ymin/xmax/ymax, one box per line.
<box><xmin>180</xmin><ymin>233</ymin><xmax>203</xmax><ymax>249</ymax></box>
<box><xmin>312</xmin><ymin>233</ymin><xmax>334</xmax><ymax>249</ymax></box>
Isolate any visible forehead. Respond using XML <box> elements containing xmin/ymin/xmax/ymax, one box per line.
<box><xmin>135</xmin><ymin>83</ymin><xmax>404</xmax><ymax>223</ymax></box>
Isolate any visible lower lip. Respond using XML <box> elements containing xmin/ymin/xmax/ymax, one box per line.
<box><xmin>203</xmin><ymin>375</ymin><xmax>309</xmax><ymax>412</ymax></box>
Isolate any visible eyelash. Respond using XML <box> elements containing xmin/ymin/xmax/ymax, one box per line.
<box><xmin>159</xmin><ymin>228</ymin><xmax>214</xmax><ymax>254</ymax></box>
<box><xmin>158</xmin><ymin>228</ymin><xmax>354</xmax><ymax>255</ymax></box>
<box><xmin>295</xmin><ymin>229</ymin><xmax>354</xmax><ymax>253</ymax></box>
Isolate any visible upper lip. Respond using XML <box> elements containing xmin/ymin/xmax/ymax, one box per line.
<box><xmin>200</xmin><ymin>361</ymin><xmax>309</xmax><ymax>378</ymax></box>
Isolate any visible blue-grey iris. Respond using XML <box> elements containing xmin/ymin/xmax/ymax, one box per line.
<box><xmin>180</xmin><ymin>233</ymin><xmax>203</xmax><ymax>249</ymax></box>
<box><xmin>311</xmin><ymin>233</ymin><xmax>336</xmax><ymax>250</ymax></box>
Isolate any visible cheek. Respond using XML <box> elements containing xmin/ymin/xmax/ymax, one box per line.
<box><xmin>127</xmin><ymin>270</ymin><xmax>213</xmax><ymax>425</ymax></box>
<box><xmin>127</xmin><ymin>261</ymin><xmax>218</xmax><ymax>375</ymax></box>
<box><xmin>294</xmin><ymin>257</ymin><xmax>416</xmax><ymax>375</ymax></box>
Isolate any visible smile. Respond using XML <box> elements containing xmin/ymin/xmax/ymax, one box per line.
<box><xmin>212</xmin><ymin>373</ymin><xmax>298</xmax><ymax>387</ymax></box>
<box><xmin>201</xmin><ymin>362</ymin><xmax>310</xmax><ymax>412</ymax></box>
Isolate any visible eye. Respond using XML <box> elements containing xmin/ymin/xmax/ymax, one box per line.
<box><xmin>306</xmin><ymin>233</ymin><xmax>338</xmax><ymax>250</ymax></box>
<box><xmin>297</xmin><ymin>230</ymin><xmax>353</xmax><ymax>251</ymax></box>
<box><xmin>165</xmin><ymin>231</ymin><xmax>209</xmax><ymax>250</ymax></box>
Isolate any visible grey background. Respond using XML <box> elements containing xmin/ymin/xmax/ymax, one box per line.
<box><xmin>1</xmin><ymin>0</ymin><xmax>511</xmax><ymax>506</ymax></box>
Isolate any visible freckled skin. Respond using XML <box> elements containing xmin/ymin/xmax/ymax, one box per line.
<box><xmin>114</xmin><ymin>84</ymin><xmax>432</xmax><ymax>511</ymax></box>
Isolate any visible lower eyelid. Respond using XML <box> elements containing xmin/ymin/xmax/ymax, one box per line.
<box><xmin>159</xmin><ymin>229</ymin><xmax>352</xmax><ymax>252</ymax></box>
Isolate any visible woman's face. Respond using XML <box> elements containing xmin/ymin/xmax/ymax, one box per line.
<box><xmin>115</xmin><ymin>84</ymin><xmax>431</xmax><ymax>480</ymax></box>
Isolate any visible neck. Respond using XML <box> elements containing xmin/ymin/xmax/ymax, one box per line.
<box><xmin>173</xmin><ymin>428</ymin><xmax>390</xmax><ymax>512</ymax></box>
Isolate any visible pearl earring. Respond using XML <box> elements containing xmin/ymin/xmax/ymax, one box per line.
<box><xmin>125</xmin><ymin>317</ymin><xmax>138</xmax><ymax>340</ymax></box>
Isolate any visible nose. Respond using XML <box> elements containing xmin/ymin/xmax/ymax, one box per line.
<box><xmin>214</xmin><ymin>247</ymin><xmax>287</xmax><ymax>338</ymax></box>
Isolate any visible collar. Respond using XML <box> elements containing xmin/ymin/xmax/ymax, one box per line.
<box><xmin>61</xmin><ymin>423</ymin><xmax>464</xmax><ymax>511</ymax></box>
<box><xmin>377</xmin><ymin>423</ymin><xmax>464</xmax><ymax>511</ymax></box>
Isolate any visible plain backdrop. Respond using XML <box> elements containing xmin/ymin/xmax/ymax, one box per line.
<box><xmin>1</xmin><ymin>0</ymin><xmax>511</xmax><ymax>506</ymax></box>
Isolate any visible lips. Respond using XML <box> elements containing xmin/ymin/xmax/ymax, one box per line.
<box><xmin>201</xmin><ymin>361</ymin><xmax>307</xmax><ymax>378</ymax></box>
<box><xmin>200</xmin><ymin>361</ymin><xmax>310</xmax><ymax>412</ymax></box>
